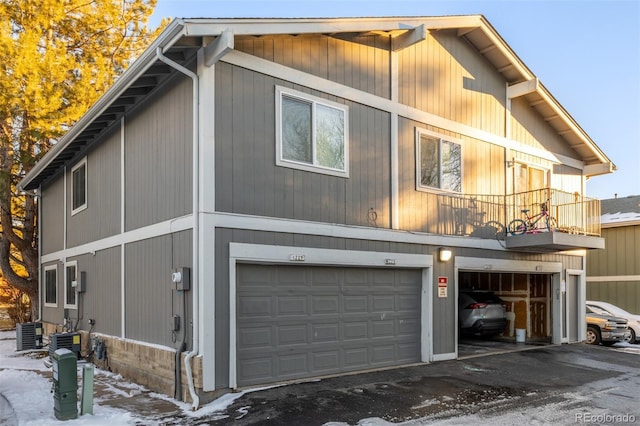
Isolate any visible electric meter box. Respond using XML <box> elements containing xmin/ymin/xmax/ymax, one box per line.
<box><xmin>52</xmin><ymin>348</ymin><xmax>78</xmax><ymax>420</ymax></box>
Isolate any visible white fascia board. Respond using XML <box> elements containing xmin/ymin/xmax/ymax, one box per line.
<box><xmin>182</xmin><ymin>16</ymin><xmax>484</xmax><ymax>37</ymax></box>
<box><xmin>537</xmin><ymin>84</ymin><xmax>611</xmax><ymax>166</ymax></box>
<box><xmin>229</xmin><ymin>242</ymin><xmax>433</xmax><ymax>268</ymax></box>
<box><xmin>19</xmin><ymin>19</ymin><xmax>188</xmax><ymax>190</ymax></box>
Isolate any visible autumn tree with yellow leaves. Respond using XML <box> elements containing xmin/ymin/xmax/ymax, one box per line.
<box><xmin>0</xmin><ymin>0</ymin><xmax>165</xmax><ymax>321</ymax></box>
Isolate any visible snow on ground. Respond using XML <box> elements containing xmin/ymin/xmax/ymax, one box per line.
<box><xmin>1</xmin><ymin>329</ymin><xmax>639</xmax><ymax>425</ymax></box>
<box><xmin>0</xmin><ymin>329</ymin><xmax>260</xmax><ymax>425</ymax></box>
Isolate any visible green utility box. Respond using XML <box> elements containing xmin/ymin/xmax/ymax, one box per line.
<box><xmin>52</xmin><ymin>348</ymin><xmax>78</xmax><ymax>420</ymax></box>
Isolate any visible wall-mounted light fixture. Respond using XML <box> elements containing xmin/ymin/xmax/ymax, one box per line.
<box><xmin>439</xmin><ymin>247</ymin><xmax>452</xmax><ymax>262</ymax></box>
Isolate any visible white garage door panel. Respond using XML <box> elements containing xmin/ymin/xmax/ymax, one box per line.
<box><xmin>236</xmin><ymin>264</ymin><xmax>422</xmax><ymax>387</ymax></box>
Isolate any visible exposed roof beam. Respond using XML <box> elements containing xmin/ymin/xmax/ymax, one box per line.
<box><xmin>507</xmin><ymin>78</ymin><xmax>539</xmax><ymax>99</ymax></box>
<box><xmin>391</xmin><ymin>24</ymin><xmax>427</xmax><ymax>51</ymax></box>
<box><xmin>204</xmin><ymin>28</ymin><xmax>234</xmax><ymax>67</ymax></box>
<box><xmin>584</xmin><ymin>162</ymin><xmax>615</xmax><ymax>177</ymax></box>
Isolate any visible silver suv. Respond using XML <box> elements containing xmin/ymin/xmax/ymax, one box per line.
<box><xmin>458</xmin><ymin>290</ymin><xmax>507</xmax><ymax>336</ymax></box>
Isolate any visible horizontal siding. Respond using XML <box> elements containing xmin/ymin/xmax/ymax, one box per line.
<box><xmin>40</xmin><ymin>178</ymin><xmax>64</xmax><ymax>255</ymax></box>
<box><xmin>125</xmin><ymin>75</ymin><xmax>193</xmax><ymax>231</ymax></box>
<box><xmin>67</xmin><ymin>126</ymin><xmax>121</xmax><ymax>247</ymax></box>
<box><xmin>215</xmin><ymin>62</ymin><xmax>391</xmax><ymax>227</ymax></box>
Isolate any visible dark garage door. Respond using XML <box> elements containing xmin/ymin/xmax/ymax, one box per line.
<box><xmin>236</xmin><ymin>264</ymin><xmax>422</xmax><ymax>387</ymax></box>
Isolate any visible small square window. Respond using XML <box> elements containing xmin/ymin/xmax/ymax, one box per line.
<box><xmin>44</xmin><ymin>265</ymin><xmax>57</xmax><ymax>307</ymax></box>
<box><xmin>416</xmin><ymin>130</ymin><xmax>462</xmax><ymax>193</ymax></box>
<box><xmin>276</xmin><ymin>86</ymin><xmax>349</xmax><ymax>177</ymax></box>
<box><xmin>64</xmin><ymin>262</ymin><xmax>77</xmax><ymax>309</ymax></box>
<box><xmin>71</xmin><ymin>157</ymin><xmax>87</xmax><ymax>214</ymax></box>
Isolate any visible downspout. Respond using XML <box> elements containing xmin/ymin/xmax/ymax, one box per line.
<box><xmin>156</xmin><ymin>47</ymin><xmax>200</xmax><ymax>410</ymax></box>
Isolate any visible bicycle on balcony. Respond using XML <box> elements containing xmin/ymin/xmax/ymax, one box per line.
<box><xmin>507</xmin><ymin>201</ymin><xmax>558</xmax><ymax>235</ymax></box>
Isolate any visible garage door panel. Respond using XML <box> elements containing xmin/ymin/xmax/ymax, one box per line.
<box><xmin>312</xmin><ymin>323</ymin><xmax>339</xmax><ymax>342</ymax></box>
<box><xmin>278</xmin><ymin>353</ymin><xmax>308</xmax><ymax>376</ymax></box>
<box><xmin>344</xmin><ymin>321</ymin><xmax>368</xmax><ymax>340</ymax></box>
<box><xmin>344</xmin><ymin>295</ymin><xmax>368</xmax><ymax>313</ymax></box>
<box><xmin>238</xmin><ymin>326</ymin><xmax>272</xmax><ymax>348</ymax></box>
<box><xmin>371</xmin><ymin>320</ymin><xmax>394</xmax><ymax>338</ymax></box>
<box><xmin>277</xmin><ymin>324</ymin><xmax>307</xmax><ymax>345</ymax></box>
<box><xmin>372</xmin><ymin>295</ymin><xmax>395</xmax><ymax>311</ymax></box>
<box><xmin>312</xmin><ymin>295</ymin><xmax>340</xmax><ymax>314</ymax></box>
<box><xmin>344</xmin><ymin>347</ymin><xmax>368</xmax><ymax>366</ymax></box>
<box><xmin>313</xmin><ymin>351</ymin><xmax>340</xmax><ymax>371</ymax></box>
<box><xmin>277</xmin><ymin>296</ymin><xmax>307</xmax><ymax>316</ymax></box>
<box><xmin>237</xmin><ymin>264</ymin><xmax>422</xmax><ymax>387</ymax></box>
<box><xmin>238</xmin><ymin>296</ymin><xmax>272</xmax><ymax>317</ymax></box>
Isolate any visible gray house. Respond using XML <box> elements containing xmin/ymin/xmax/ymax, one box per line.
<box><xmin>20</xmin><ymin>16</ymin><xmax>613</xmax><ymax>405</ymax></box>
<box><xmin>586</xmin><ymin>195</ymin><xmax>640</xmax><ymax>313</ymax></box>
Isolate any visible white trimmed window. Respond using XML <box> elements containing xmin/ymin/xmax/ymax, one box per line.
<box><xmin>44</xmin><ymin>265</ymin><xmax>58</xmax><ymax>307</ymax></box>
<box><xmin>64</xmin><ymin>261</ymin><xmax>78</xmax><ymax>309</ymax></box>
<box><xmin>416</xmin><ymin>129</ymin><xmax>462</xmax><ymax>193</ymax></box>
<box><xmin>71</xmin><ymin>157</ymin><xmax>87</xmax><ymax>215</ymax></box>
<box><xmin>276</xmin><ymin>86</ymin><xmax>349</xmax><ymax>177</ymax></box>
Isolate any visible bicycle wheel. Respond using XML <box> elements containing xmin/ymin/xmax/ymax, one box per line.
<box><xmin>485</xmin><ymin>220</ymin><xmax>506</xmax><ymax>240</ymax></box>
<box><xmin>545</xmin><ymin>216</ymin><xmax>558</xmax><ymax>231</ymax></box>
<box><xmin>507</xmin><ymin>219</ymin><xmax>527</xmax><ymax>236</ymax></box>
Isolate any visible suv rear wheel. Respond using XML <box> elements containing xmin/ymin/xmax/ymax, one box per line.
<box><xmin>586</xmin><ymin>325</ymin><xmax>601</xmax><ymax>345</ymax></box>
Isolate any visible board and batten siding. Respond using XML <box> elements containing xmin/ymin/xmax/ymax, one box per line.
<box><xmin>235</xmin><ymin>34</ymin><xmax>391</xmax><ymax>99</ymax></box>
<box><xmin>71</xmin><ymin>247</ymin><xmax>122</xmax><ymax>337</ymax></box>
<box><xmin>510</xmin><ymin>97</ymin><xmax>580</xmax><ymax>158</ymax></box>
<box><xmin>124</xmin><ymin>75</ymin><xmax>193</xmax><ymax>232</ymax></box>
<box><xmin>398</xmin><ymin>30</ymin><xmax>506</xmax><ymax>136</ymax></box>
<box><xmin>124</xmin><ymin>230</ymin><xmax>192</xmax><ymax>347</ymax></box>
<box><xmin>397</xmin><ymin>117</ymin><xmax>506</xmax><ymax>233</ymax></box>
<box><xmin>214</xmin><ymin>61</ymin><xmax>391</xmax><ymax>228</ymax></box>
<box><xmin>40</xmin><ymin>177</ymin><xmax>65</xmax><ymax>255</ymax></box>
<box><xmin>587</xmin><ymin>225</ymin><xmax>640</xmax><ymax>313</ymax></box>
<box><xmin>66</xmin><ymin>126</ymin><xmax>121</xmax><ymax>248</ymax></box>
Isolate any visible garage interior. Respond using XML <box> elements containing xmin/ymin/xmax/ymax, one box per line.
<box><xmin>458</xmin><ymin>271</ymin><xmax>553</xmax><ymax>356</ymax></box>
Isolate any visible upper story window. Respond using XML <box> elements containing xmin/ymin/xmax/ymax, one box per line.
<box><xmin>71</xmin><ymin>157</ymin><xmax>87</xmax><ymax>215</ymax></box>
<box><xmin>64</xmin><ymin>261</ymin><xmax>78</xmax><ymax>309</ymax></box>
<box><xmin>276</xmin><ymin>86</ymin><xmax>349</xmax><ymax>178</ymax></box>
<box><xmin>416</xmin><ymin>129</ymin><xmax>462</xmax><ymax>193</ymax></box>
<box><xmin>44</xmin><ymin>265</ymin><xmax>58</xmax><ymax>307</ymax></box>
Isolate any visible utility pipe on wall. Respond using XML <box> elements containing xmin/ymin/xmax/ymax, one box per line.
<box><xmin>155</xmin><ymin>47</ymin><xmax>200</xmax><ymax>410</ymax></box>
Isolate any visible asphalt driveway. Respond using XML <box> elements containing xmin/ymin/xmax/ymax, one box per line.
<box><xmin>168</xmin><ymin>342</ymin><xmax>640</xmax><ymax>425</ymax></box>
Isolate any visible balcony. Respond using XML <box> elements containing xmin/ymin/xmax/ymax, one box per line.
<box><xmin>436</xmin><ymin>188</ymin><xmax>604</xmax><ymax>252</ymax></box>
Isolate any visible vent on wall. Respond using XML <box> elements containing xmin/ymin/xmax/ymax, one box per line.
<box><xmin>16</xmin><ymin>322</ymin><xmax>44</xmax><ymax>351</ymax></box>
<box><xmin>49</xmin><ymin>332</ymin><xmax>81</xmax><ymax>359</ymax></box>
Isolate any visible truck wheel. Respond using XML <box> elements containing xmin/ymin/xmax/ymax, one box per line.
<box><xmin>627</xmin><ymin>329</ymin><xmax>636</xmax><ymax>344</ymax></box>
<box><xmin>586</xmin><ymin>326</ymin><xmax>601</xmax><ymax>345</ymax></box>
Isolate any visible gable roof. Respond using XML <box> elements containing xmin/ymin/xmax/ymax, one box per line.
<box><xmin>601</xmin><ymin>195</ymin><xmax>640</xmax><ymax>227</ymax></box>
<box><xmin>20</xmin><ymin>15</ymin><xmax>615</xmax><ymax>191</ymax></box>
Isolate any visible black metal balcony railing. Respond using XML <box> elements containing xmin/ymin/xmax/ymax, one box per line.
<box><xmin>436</xmin><ymin>188</ymin><xmax>601</xmax><ymax>240</ymax></box>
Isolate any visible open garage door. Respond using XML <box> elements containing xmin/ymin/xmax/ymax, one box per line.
<box><xmin>236</xmin><ymin>264</ymin><xmax>422</xmax><ymax>387</ymax></box>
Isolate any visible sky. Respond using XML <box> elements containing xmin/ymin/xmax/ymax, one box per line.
<box><xmin>149</xmin><ymin>0</ymin><xmax>640</xmax><ymax>201</ymax></box>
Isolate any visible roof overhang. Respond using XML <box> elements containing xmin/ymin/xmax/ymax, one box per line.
<box><xmin>19</xmin><ymin>15</ymin><xmax>615</xmax><ymax>190</ymax></box>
